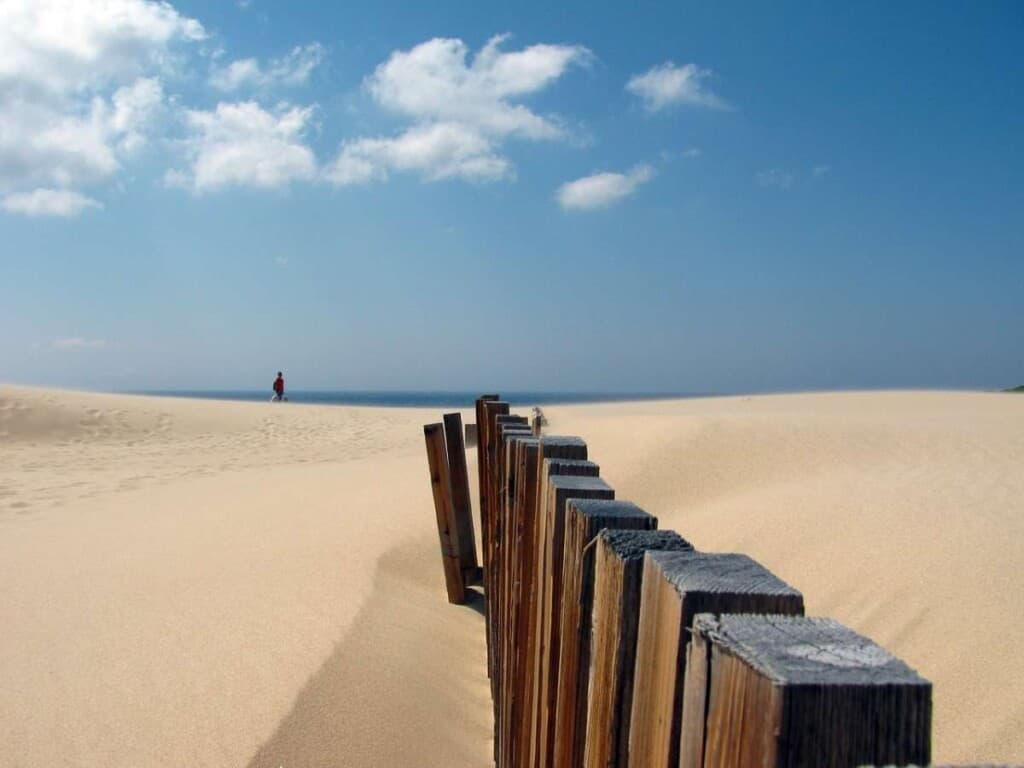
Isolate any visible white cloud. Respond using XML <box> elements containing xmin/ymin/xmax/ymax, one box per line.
<box><xmin>756</xmin><ymin>169</ymin><xmax>794</xmax><ymax>189</ymax></box>
<box><xmin>327</xmin><ymin>35</ymin><xmax>590</xmax><ymax>186</ymax></box>
<box><xmin>169</xmin><ymin>101</ymin><xmax>317</xmax><ymax>192</ymax></box>
<box><xmin>274</xmin><ymin>255</ymin><xmax>288</xmax><ymax>266</ymax></box>
<box><xmin>110</xmin><ymin>77</ymin><xmax>165</xmax><ymax>152</ymax></box>
<box><xmin>0</xmin><ymin>0</ymin><xmax>203</xmax><ymax>210</ymax></box>
<box><xmin>210</xmin><ymin>43</ymin><xmax>324</xmax><ymax>91</ymax></box>
<box><xmin>326</xmin><ymin>122</ymin><xmax>511</xmax><ymax>185</ymax></box>
<box><xmin>1</xmin><ymin>188</ymin><xmax>103</xmax><ymax>217</ymax></box>
<box><xmin>52</xmin><ymin>337</ymin><xmax>109</xmax><ymax>350</ymax></box>
<box><xmin>556</xmin><ymin>164</ymin><xmax>654</xmax><ymax>211</ymax></box>
<box><xmin>626</xmin><ymin>62</ymin><xmax>728</xmax><ymax>112</ymax></box>
<box><xmin>813</xmin><ymin>164</ymin><xmax>831</xmax><ymax>177</ymax></box>
<box><xmin>0</xmin><ymin>0</ymin><xmax>204</xmax><ymax>97</ymax></box>
<box><xmin>367</xmin><ymin>35</ymin><xmax>590</xmax><ymax>139</ymax></box>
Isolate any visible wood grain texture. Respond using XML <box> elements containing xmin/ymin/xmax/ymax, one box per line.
<box><xmin>534</xmin><ymin>474</ymin><xmax>615</xmax><ymax>768</ymax></box>
<box><xmin>629</xmin><ymin>551</ymin><xmax>804</xmax><ymax>768</ymax></box>
<box><xmin>423</xmin><ymin>422</ymin><xmax>464</xmax><ymax>604</ymax></box>
<box><xmin>491</xmin><ymin>419</ymin><xmax>531</xmax><ymax>764</ymax></box>
<box><xmin>442</xmin><ymin>412</ymin><xmax>478</xmax><ymax>583</ymax></box>
<box><xmin>520</xmin><ymin>437</ymin><xmax>592</xmax><ymax>768</ymax></box>
<box><xmin>687</xmin><ymin>614</ymin><xmax>932</xmax><ymax>768</ymax></box>
<box><xmin>553</xmin><ymin>500</ymin><xmax>658</xmax><ymax>768</ymax></box>
<box><xmin>583</xmin><ymin>530</ymin><xmax>693</xmax><ymax>768</ymax></box>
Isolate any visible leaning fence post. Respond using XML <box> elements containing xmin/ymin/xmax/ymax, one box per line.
<box><xmin>423</xmin><ymin>422</ymin><xmax>465</xmax><ymax>604</ymax></box>
<box><xmin>443</xmin><ymin>411</ymin><xmax>480</xmax><ymax>586</ymax></box>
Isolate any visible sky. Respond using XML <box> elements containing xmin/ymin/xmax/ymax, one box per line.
<box><xmin>1</xmin><ymin>0</ymin><xmax>1021</xmax><ymax>394</ymax></box>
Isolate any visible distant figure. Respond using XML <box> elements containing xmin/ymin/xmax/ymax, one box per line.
<box><xmin>272</xmin><ymin>371</ymin><xmax>285</xmax><ymax>402</ymax></box>
<box><xmin>531</xmin><ymin>406</ymin><xmax>547</xmax><ymax>436</ymax></box>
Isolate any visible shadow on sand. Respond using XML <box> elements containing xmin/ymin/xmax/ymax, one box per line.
<box><xmin>246</xmin><ymin>535</ymin><xmax>493</xmax><ymax>768</ymax></box>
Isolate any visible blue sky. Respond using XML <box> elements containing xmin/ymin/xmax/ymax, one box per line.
<box><xmin>1</xmin><ymin>0</ymin><xmax>1021</xmax><ymax>393</ymax></box>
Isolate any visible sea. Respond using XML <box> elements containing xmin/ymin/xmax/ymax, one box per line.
<box><xmin>139</xmin><ymin>390</ymin><xmax>703</xmax><ymax>408</ymax></box>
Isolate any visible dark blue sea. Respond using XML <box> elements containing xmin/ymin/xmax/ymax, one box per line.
<box><xmin>139</xmin><ymin>390</ymin><xmax>703</xmax><ymax>408</ymax></box>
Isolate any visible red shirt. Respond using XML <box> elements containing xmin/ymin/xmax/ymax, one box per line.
<box><xmin>273</xmin><ymin>377</ymin><xmax>284</xmax><ymax>395</ymax></box>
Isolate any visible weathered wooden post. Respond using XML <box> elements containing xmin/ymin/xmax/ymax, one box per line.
<box><xmin>443</xmin><ymin>411</ymin><xmax>480</xmax><ymax>587</ymax></box>
<box><xmin>553</xmin><ymin>500</ymin><xmax>658</xmax><ymax>768</ymax></box>
<box><xmin>474</xmin><ymin>395</ymin><xmax>498</xmax><ymax>543</ymax></box>
<box><xmin>497</xmin><ymin>433</ymin><xmax>538</xmax><ymax>768</ymax></box>
<box><xmin>583</xmin><ymin>529</ymin><xmax>693</xmax><ymax>768</ymax></box>
<box><xmin>681</xmin><ymin>614</ymin><xmax>932</xmax><ymax>768</ymax></box>
<box><xmin>488</xmin><ymin>412</ymin><xmax>529</xmax><ymax>761</ymax></box>
<box><xmin>628</xmin><ymin>551</ymin><xmax>804</xmax><ymax>768</ymax></box>
<box><xmin>525</xmin><ymin>439</ymin><xmax>593</xmax><ymax>768</ymax></box>
<box><xmin>423</xmin><ymin>422</ymin><xmax>465</xmax><ymax>604</ymax></box>
<box><xmin>480</xmin><ymin>399</ymin><xmax>509</xmax><ymax>685</ymax></box>
<box><xmin>496</xmin><ymin>428</ymin><xmax>535</xmax><ymax>767</ymax></box>
<box><xmin>517</xmin><ymin>445</ymin><xmax>595</xmax><ymax>768</ymax></box>
<box><xmin>533</xmin><ymin>473</ymin><xmax>615</xmax><ymax>768</ymax></box>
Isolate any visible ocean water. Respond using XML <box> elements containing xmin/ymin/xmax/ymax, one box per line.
<box><xmin>139</xmin><ymin>390</ymin><xmax>702</xmax><ymax>408</ymax></box>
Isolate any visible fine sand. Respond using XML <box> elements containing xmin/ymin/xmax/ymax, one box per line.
<box><xmin>1</xmin><ymin>386</ymin><xmax>1022</xmax><ymax>766</ymax></box>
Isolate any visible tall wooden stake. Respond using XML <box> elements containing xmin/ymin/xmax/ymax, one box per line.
<box><xmin>423</xmin><ymin>422</ymin><xmax>465</xmax><ymax>604</ymax></box>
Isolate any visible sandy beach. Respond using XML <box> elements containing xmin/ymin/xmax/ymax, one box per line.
<box><xmin>1</xmin><ymin>385</ymin><xmax>1022</xmax><ymax>766</ymax></box>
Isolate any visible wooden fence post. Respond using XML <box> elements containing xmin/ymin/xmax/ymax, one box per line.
<box><xmin>443</xmin><ymin>411</ymin><xmax>480</xmax><ymax>586</ymax></box>
<box><xmin>487</xmin><ymin>411</ymin><xmax>528</xmax><ymax>763</ymax></box>
<box><xmin>681</xmin><ymin>614</ymin><xmax>932</xmax><ymax>768</ymax></box>
<box><xmin>534</xmin><ymin>473</ymin><xmax>615</xmax><ymax>768</ymax></box>
<box><xmin>423</xmin><ymin>422</ymin><xmax>465</xmax><ymax>605</ymax></box>
<box><xmin>524</xmin><ymin>439</ymin><xmax>592</xmax><ymax>768</ymax></box>
<box><xmin>583</xmin><ymin>529</ymin><xmax>693</xmax><ymax>768</ymax></box>
<box><xmin>475</xmin><ymin>395</ymin><xmax>499</xmax><ymax>554</ymax></box>
<box><xmin>496</xmin><ymin>428</ymin><xmax>536</xmax><ymax>767</ymax></box>
<box><xmin>628</xmin><ymin>551</ymin><xmax>804</xmax><ymax>768</ymax></box>
<box><xmin>553</xmin><ymin>500</ymin><xmax>658</xmax><ymax>768</ymax></box>
<box><xmin>481</xmin><ymin>399</ymin><xmax>510</xmax><ymax>687</ymax></box>
<box><xmin>516</xmin><ymin>445</ymin><xmax>595</xmax><ymax>768</ymax></box>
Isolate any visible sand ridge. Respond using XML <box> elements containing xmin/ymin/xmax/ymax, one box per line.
<box><xmin>2</xmin><ymin>386</ymin><xmax>1022</xmax><ymax>765</ymax></box>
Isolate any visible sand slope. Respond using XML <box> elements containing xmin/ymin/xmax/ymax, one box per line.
<box><xmin>2</xmin><ymin>386</ymin><xmax>1022</xmax><ymax>765</ymax></box>
<box><xmin>0</xmin><ymin>387</ymin><xmax>491</xmax><ymax>768</ymax></box>
<box><xmin>547</xmin><ymin>391</ymin><xmax>1024</xmax><ymax>764</ymax></box>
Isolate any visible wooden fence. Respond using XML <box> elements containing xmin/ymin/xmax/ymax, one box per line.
<box><xmin>423</xmin><ymin>395</ymin><xmax>1006</xmax><ymax>768</ymax></box>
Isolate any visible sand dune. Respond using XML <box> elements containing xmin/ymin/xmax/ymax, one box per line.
<box><xmin>1</xmin><ymin>386</ymin><xmax>1022</xmax><ymax>765</ymax></box>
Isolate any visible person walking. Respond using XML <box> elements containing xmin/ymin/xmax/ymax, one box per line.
<box><xmin>272</xmin><ymin>371</ymin><xmax>285</xmax><ymax>402</ymax></box>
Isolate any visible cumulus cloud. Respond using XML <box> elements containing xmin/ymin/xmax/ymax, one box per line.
<box><xmin>326</xmin><ymin>34</ymin><xmax>590</xmax><ymax>186</ymax></box>
<box><xmin>326</xmin><ymin>122</ymin><xmax>511</xmax><ymax>185</ymax></box>
<box><xmin>366</xmin><ymin>34</ymin><xmax>590</xmax><ymax>139</ymax></box>
<box><xmin>556</xmin><ymin>165</ymin><xmax>654</xmax><ymax>211</ymax></box>
<box><xmin>209</xmin><ymin>43</ymin><xmax>324</xmax><ymax>91</ymax></box>
<box><xmin>756</xmin><ymin>169</ymin><xmax>795</xmax><ymax>189</ymax></box>
<box><xmin>168</xmin><ymin>101</ymin><xmax>317</xmax><ymax>192</ymax></box>
<box><xmin>1</xmin><ymin>188</ymin><xmax>103</xmax><ymax>217</ymax></box>
<box><xmin>0</xmin><ymin>0</ymin><xmax>203</xmax><ymax>213</ymax></box>
<box><xmin>0</xmin><ymin>0</ymin><xmax>204</xmax><ymax>97</ymax></box>
<box><xmin>52</xmin><ymin>337</ymin><xmax>109</xmax><ymax>350</ymax></box>
<box><xmin>626</xmin><ymin>62</ymin><xmax>728</xmax><ymax>112</ymax></box>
